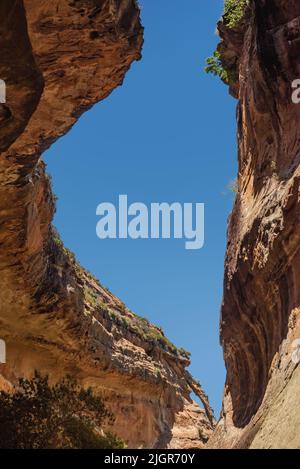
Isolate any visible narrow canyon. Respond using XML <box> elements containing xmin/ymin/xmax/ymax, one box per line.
<box><xmin>0</xmin><ymin>0</ymin><xmax>299</xmax><ymax>449</ymax></box>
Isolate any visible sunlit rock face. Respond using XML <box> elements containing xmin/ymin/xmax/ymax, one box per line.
<box><xmin>5</xmin><ymin>0</ymin><xmax>300</xmax><ymax>451</ymax></box>
<box><xmin>209</xmin><ymin>0</ymin><xmax>300</xmax><ymax>449</ymax></box>
<box><xmin>0</xmin><ymin>0</ymin><xmax>215</xmax><ymax>449</ymax></box>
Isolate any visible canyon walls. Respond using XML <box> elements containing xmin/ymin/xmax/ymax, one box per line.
<box><xmin>1</xmin><ymin>0</ymin><xmax>300</xmax><ymax>450</ymax></box>
<box><xmin>209</xmin><ymin>0</ymin><xmax>300</xmax><ymax>448</ymax></box>
<box><xmin>0</xmin><ymin>0</ymin><xmax>214</xmax><ymax>449</ymax></box>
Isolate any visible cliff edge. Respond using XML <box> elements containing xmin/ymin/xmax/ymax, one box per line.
<box><xmin>0</xmin><ymin>0</ymin><xmax>214</xmax><ymax>449</ymax></box>
<box><xmin>209</xmin><ymin>0</ymin><xmax>300</xmax><ymax>449</ymax></box>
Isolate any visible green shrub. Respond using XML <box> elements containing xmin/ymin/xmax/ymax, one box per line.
<box><xmin>0</xmin><ymin>371</ymin><xmax>124</xmax><ymax>449</ymax></box>
<box><xmin>84</xmin><ymin>286</ymin><xmax>99</xmax><ymax>308</ymax></box>
<box><xmin>224</xmin><ymin>0</ymin><xmax>248</xmax><ymax>28</ymax></box>
<box><xmin>51</xmin><ymin>226</ymin><xmax>77</xmax><ymax>263</ymax></box>
<box><xmin>205</xmin><ymin>1</ymin><xmax>248</xmax><ymax>82</ymax></box>
<box><xmin>52</xmin><ymin>228</ymin><xmax>64</xmax><ymax>249</ymax></box>
<box><xmin>205</xmin><ymin>50</ymin><xmax>230</xmax><ymax>84</ymax></box>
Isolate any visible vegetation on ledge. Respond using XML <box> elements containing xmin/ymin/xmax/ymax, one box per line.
<box><xmin>106</xmin><ymin>300</ymin><xmax>190</xmax><ymax>362</ymax></box>
<box><xmin>205</xmin><ymin>0</ymin><xmax>248</xmax><ymax>83</ymax></box>
<box><xmin>224</xmin><ymin>0</ymin><xmax>248</xmax><ymax>29</ymax></box>
<box><xmin>0</xmin><ymin>372</ymin><xmax>124</xmax><ymax>449</ymax></box>
<box><xmin>52</xmin><ymin>227</ymin><xmax>191</xmax><ymax>362</ymax></box>
<box><xmin>205</xmin><ymin>50</ymin><xmax>231</xmax><ymax>84</ymax></box>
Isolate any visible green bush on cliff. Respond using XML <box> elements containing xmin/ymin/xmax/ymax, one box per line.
<box><xmin>224</xmin><ymin>0</ymin><xmax>248</xmax><ymax>28</ymax></box>
<box><xmin>205</xmin><ymin>50</ymin><xmax>230</xmax><ymax>83</ymax></box>
<box><xmin>84</xmin><ymin>285</ymin><xmax>99</xmax><ymax>308</ymax></box>
<box><xmin>0</xmin><ymin>371</ymin><xmax>125</xmax><ymax>449</ymax></box>
<box><xmin>52</xmin><ymin>226</ymin><xmax>77</xmax><ymax>263</ymax></box>
<box><xmin>205</xmin><ymin>0</ymin><xmax>248</xmax><ymax>82</ymax></box>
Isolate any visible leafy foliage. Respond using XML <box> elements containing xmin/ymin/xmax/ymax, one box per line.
<box><xmin>224</xmin><ymin>0</ymin><xmax>248</xmax><ymax>28</ymax></box>
<box><xmin>205</xmin><ymin>50</ymin><xmax>230</xmax><ymax>84</ymax></box>
<box><xmin>0</xmin><ymin>372</ymin><xmax>125</xmax><ymax>449</ymax></box>
<box><xmin>205</xmin><ymin>1</ymin><xmax>248</xmax><ymax>82</ymax></box>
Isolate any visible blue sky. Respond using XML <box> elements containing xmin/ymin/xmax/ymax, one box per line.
<box><xmin>45</xmin><ymin>0</ymin><xmax>237</xmax><ymax>417</ymax></box>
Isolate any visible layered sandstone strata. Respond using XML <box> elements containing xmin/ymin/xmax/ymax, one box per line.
<box><xmin>209</xmin><ymin>0</ymin><xmax>300</xmax><ymax>449</ymax></box>
<box><xmin>0</xmin><ymin>0</ymin><xmax>214</xmax><ymax>448</ymax></box>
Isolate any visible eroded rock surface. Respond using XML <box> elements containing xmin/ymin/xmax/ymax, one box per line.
<box><xmin>209</xmin><ymin>0</ymin><xmax>300</xmax><ymax>449</ymax></box>
<box><xmin>0</xmin><ymin>0</ymin><xmax>214</xmax><ymax>449</ymax></box>
<box><xmin>3</xmin><ymin>0</ymin><xmax>299</xmax><ymax>451</ymax></box>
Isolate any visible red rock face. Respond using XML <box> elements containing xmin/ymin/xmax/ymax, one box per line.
<box><xmin>210</xmin><ymin>0</ymin><xmax>300</xmax><ymax>448</ymax></box>
<box><xmin>0</xmin><ymin>0</ymin><xmax>214</xmax><ymax>449</ymax></box>
<box><xmin>3</xmin><ymin>0</ymin><xmax>299</xmax><ymax>450</ymax></box>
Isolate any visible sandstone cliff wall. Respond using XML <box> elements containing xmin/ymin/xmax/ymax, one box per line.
<box><xmin>0</xmin><ymin>0</ymin><xmax>214</xmax><ymax>449</ymax></box>
<box><xmin>2</xmin><ymin>0</ymin><xmax>299</xmax><ymax>450</ymax></box>
<box><xmin>209</xmin><ymin>0</ymin><xmax>300</xmax><ymax>449</ymax></box>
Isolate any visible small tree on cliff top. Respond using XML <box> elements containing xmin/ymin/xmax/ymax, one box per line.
<box><xmin>0</xmin><ymin>371</ymin><xmax>125</xmax><ymax>449</ymax></box>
